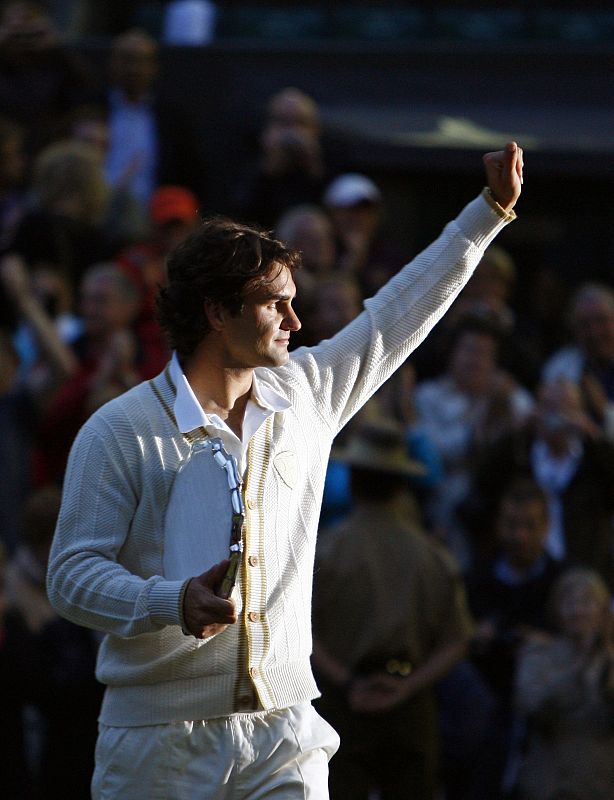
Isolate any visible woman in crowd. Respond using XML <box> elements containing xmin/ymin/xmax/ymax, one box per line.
<box><xmin>512</xmin><ymin>567</ymin><xmax>614</xmax><ymax>800</ymax></box>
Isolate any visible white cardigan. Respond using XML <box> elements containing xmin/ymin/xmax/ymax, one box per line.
<box><xmin>47</xmin><ymin>191</ymin><xmax>513</xmax><ymax>725</ymax></box>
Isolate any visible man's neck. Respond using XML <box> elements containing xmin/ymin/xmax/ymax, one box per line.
<box><xmin>183</xmin><ymin>352</ymin><xmax>253</xmax><ymax>439</ymax></box>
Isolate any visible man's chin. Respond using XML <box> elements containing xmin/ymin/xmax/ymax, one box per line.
<box><xmin>266</xmin><ymin>347</ymin><xmax>290</xmax><ymax>367</ymax></box>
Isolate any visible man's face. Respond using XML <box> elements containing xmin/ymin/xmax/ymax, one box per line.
<box><xmin>497</xmin><ymin>498</ymin><xmax>548</xmax><ymax>570</ymax></box>
<box><xmin>217</xmin><ymin>265</ymin><xmax>301</xmax><ymax>369</ymax></box>
<box><xmin>573</xmin><ymin>295</ymin><xmax>614</xmax><ymax>364</ymax></box>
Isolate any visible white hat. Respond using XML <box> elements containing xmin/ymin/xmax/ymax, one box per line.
<box><xmin>323</xmin><ymin>173</ymin><xmax>381</xmax><ymax>208</ymax></box>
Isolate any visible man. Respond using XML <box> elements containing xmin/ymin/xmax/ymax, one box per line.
<box><xmin>47</xmin><ymin>143</ymin><xmax>522</xmax><ymax>798</ymax></box>
<box><xmin>467</xmin><ymin>477</ymin><xmax>567</xmax><ymax>703</ymax></box>
<box><xmin>465</xmin><ymin>376</ymin><xmax>614</xmax><ymax>586</ymax></box>
<box><xmin>323</xmin><ymin>171</ymin><xmax>407</xmax><ymax>297</ymax></box>
<box><xmin>444</xmin><ymin>478</ymin><xmax>566</xmax><ymax>798</ymax></box>
<box><xmin>234</xmin><ymin>86</ymin><xmax>328</xmax><ymax>229</ymax></box>
<box><xmin>312</xmin><ymin>413</ymin><xmax>474</xmax><ymax>799</ymax></box>
<box><xmin>542</xmin><ymin>282</ymin><xmax>614</xmax><ymax>440</ymax></box>
<box><xmin>103</xmin><ymin>28</ymin><xmax>207</xmax><ymax>208</ymax></box>
<box><xmin>413</xmin><ymin>313</ymin><xmax>534</xmax><ymax>568</ymax></box>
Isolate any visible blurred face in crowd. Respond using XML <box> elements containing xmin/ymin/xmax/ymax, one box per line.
<box><xmin>282</xmin><ymin>210</ymin><xmax>336</xmax><ymax>275</ymax></box>
<box><xmin>497</xmin><ymin>497</ymin><xmax>549</xmax><ymax>571</ymax></box>
<box><xmin>261</xmin><ymin>88</ymin><xmax>321</xmax><ymax>173</ymax></box>
<box><xmin>328</xmin><ymin>200</ymin><xmax>380</xmax><ymax>245</ymax></box>
<box><xmin>449</xmin><ymin>330</ymin><xmax>498</xmax><ymax>395</ymax></box>
<box><xmin>558</xmin><ymin>581</ymin><xmax>607</xmax><ymax>644</ymax></box>
<box><xmin>72</xmin><ymin>118</ymin><xmax>110</xmax><ymax>159</ymax></box>
<box><xmin>263</xmin><ymin>89</ymin><xmax>320</xmax><ymax>148</ymax></box>
<box><xmin>80</xmin><ymin>268</ymin><xmax>139</xmax><ymax>340</ymax></box>
<box><xmin>110</xmin><ymin>30</ymin><xmax>158</xmax><ymax>102</ymax></box>
<box><xmin>572</xmin><ymin>291</ymin><xmax>614</xmax><ymax>365</ymax></box>
<box><xmin>311</xmin><ymin>277</ymin><xmax>361</xmax><ymax>341</ymax></box>
<box><xmin>534</xmin><ymin>378</ymin><xmax>583</xmax><ymax>451</ymax></box>
<box><xmin>461</xmin><ymin>260</ymin><xmax>512</xmax><ymax>314</ymax></box>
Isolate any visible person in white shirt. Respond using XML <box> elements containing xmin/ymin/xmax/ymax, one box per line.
<box><xmin>47</xmin><ymin>143</ymin><xmax>523</xmax><ymax>799</ymax></box>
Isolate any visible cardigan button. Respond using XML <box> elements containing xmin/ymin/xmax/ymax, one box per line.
<box><xmin>249</xmin><ymin>666</ymin><xmax>258</xmax><ymax>679</ymax></box>
<box><xmin>247</xmin><ymin>498</ymin><xmax>257</xmax><ymax>509</ymax></box>
<box><xmin>248</xmin><ymin>555</ymin><xmax>259</xmax><ymax>567</ymax></box>
<box><xmin>248</xmin><ymin>611</ymin><xmax>261</xmax><ymax>623</ymax></box>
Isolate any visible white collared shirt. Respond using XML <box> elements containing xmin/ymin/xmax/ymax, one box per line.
<box><xmin>169</xmin><ymin>353</ymin><xmax>290</xmax><ymax>473</ymax></box>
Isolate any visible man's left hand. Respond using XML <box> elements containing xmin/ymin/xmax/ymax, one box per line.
<box><xmin>483</xmin><ymin>141</ymin><xmax>523</xmax><ymax>213</ymax></box>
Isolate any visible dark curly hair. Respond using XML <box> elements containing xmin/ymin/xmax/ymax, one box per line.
<box><xmin>156</xmin><ymin>216</ymin><xmax>301</xmax><ymax>358</ymax></box>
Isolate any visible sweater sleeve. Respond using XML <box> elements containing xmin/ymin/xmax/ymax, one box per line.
<box><xmin>283</xmin><ymin>192</ymin><xmax>515</xmax><ymax>435</ymax></box>
<box><xmin>46</xmin><ymin>420</ymin><xmax>185</xmax><ymax>637</ymax></box>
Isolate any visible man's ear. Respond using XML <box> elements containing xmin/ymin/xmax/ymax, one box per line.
<box><xmin>203</xmin><ymin>299</ymin><xmax>226</xmax><ymax>332</ymax></box>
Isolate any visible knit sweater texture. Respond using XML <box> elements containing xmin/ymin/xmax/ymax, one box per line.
<box><xmin>47</xmin><ymin>192</ymin><xmax>513</xmax><ymax>725</ymax></box>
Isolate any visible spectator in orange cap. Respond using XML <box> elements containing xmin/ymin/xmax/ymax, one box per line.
<box><xmin>116</xmin><ymin>185</ymin><xmax>200</xmax><ymax>376</ymax></box>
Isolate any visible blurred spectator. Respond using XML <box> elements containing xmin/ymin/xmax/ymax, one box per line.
<box><xmin>275</xmin><ymin>203</ymin><xmax>337</xmax><ymax>321</ymax></box>
<box><xmin>413</xmin><ymin>314</ymin><xmax>534</xmax><ymax>566</ymax></box>
<box><xmin>0</xmin><ymin>327</ymin><xmax>32</xmax><ymax>554</ymax></box>
<box><xmin>312</xmin><ymin>414</ymin><xmax>473</xmax><ymax>799</ymax></box>
<box><xmin>116</xmin><ymin>184</ymin><xmax>199</xmax><ymax>370</ymax></box>
<box><xmin>298</xmin><ymin>272</ymin><xmax>362</xmax><ymax>348</ymax></box>
<box><xmin>234</xmin><ymin>86</ymin><xmax>327</xmax><ymax>229</ymax></box>
<box><xmin>456</xmin><ymin>244</ymin><xmax>517</xmax><ymax>328</ymax></box>
<box><xmin>0</xmin><ymin>254</ymin><xmax>77</xmax><ymax>552</ymax></box>
<box><xmin>375</xmin><ymin>361</ymin><xmax>445</xmax><ymax>495</ymax></box>
<box><xmin>0</xmin><ymin>0</ymin><xmax>92</xmax><ymax>155</ymax></box>
<box><xmin>465</xmin><ymin>377</ymin><xmax>614</xmax><ymax>587</ymax></box>
<box><xmin>6</xmin><ymin>485</ymin><xmax>103</xmax><ymax>799</ymax></box>
<box><xmin>448</xmin><ymin>478</ymin><xmax>569</xmax><ymax>798</ymax></box>
<box><xmin>276</xmin><ymin>203</ymin><xmax>336</xmax><ymax>277</ymax></box>
<box><xmin>0</xmin><ymin>541</ymin><xmax>36</xmax><ymax>798</ymax></box>
<box><xmin>68</xmin><ymin>103</ymin><xmax>148</xmax><ymax>249</ymax></box>
<box><xmin>0</xmin><ymin>113</ymin><xmax>26</xmax><ymax>249</ymax></box>
<box><xmin>512</xmin><ymin>567</ymin><xmax>614</xmax><ymax>800</ymax></box>
<box><xmin>35</xmin><ymin>261</ymin><xmax>152</xmax><ymax>485</ymax></box>
<box><xmin>9</xmin><ymin>139</ymin><xmax>114</xmax><ymax>290</ymax></box>
<box><xmin>468</xmin><ymin>478</ymin><xmax>567</xmax><ymax>701</ymax></box>
<box><xmin>413</xmin><ymin>245</ymin><xmax>541</xmax><ymax>390</ymax></box>
<box><xmin>323</xmin><ymin>172</ymin><xmax>407</xmax><ymax>298</ymax></box>
<box><xmin>102</xmin><ymin>27</ymin><xmax>208</xmax><ymax>207</ymax></box>
<box><xmin>543</xmin><ymin>282</ymin><xmax>614</xmax><ymax>440</ymax></box>
<box><xmin>319</xmin><ymin>371</ymin><xmax>444</xmax><ymax>532</ymax></box>
<box><xmin>1</xmin><ymin>253</ymin><xmax>77</xmax><ymax>404</ymax></box>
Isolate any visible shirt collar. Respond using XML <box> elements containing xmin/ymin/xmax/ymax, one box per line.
<box><xmin>169</xmin><ymin>352</ymin><xmax>289</xmax><ymax>434</ymax></box>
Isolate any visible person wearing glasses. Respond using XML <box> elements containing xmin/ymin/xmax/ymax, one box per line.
<box><xmin>47</xmin><ymin>143</ymin><xmax>523</xmax><ymax>799</ymax></box>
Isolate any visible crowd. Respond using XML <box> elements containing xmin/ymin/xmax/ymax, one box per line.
<box><xmin>1</xmin><ymin>2</ymin><xmax>614</xmax><ymax>799</ymax></box>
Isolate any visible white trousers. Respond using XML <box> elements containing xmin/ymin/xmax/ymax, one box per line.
<box><xmin>92</xmin><ymin>702</ymin><xmax>340</xmax><ymax>799</ymax></box>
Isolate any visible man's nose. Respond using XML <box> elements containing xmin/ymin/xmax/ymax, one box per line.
<box><xmin>282</xmin><ymin>306</ymin><xmax>301</xmax><ymax>331</ymax></box>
